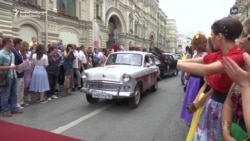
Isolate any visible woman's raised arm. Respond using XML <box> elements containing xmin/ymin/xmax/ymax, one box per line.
<box><xmin>179</xmin><ymin>57</ymin><xmax>204</xmax><ymax>64</ymax></box>
<box><xmin>177</xmin><ymin>61</ymin><xmax>224</xmax><ymax>76</ymax></box>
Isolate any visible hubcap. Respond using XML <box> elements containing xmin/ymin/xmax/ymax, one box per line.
<box><xmin>134</xmin><ymin>88</ymin><xmax>140</xmax><ymax>104</ymax></box>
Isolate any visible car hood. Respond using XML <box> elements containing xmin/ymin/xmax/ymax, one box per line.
<box><xmin>85</xmin><ymin>65</ymin><xmax>144</xmax><ymax>82</ymax></box>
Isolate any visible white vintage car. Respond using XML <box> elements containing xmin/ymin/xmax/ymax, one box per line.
<box><xmin>81</xmin><ymin>51</ymin><xmax>160</xmax><ymax>108</ymax></box>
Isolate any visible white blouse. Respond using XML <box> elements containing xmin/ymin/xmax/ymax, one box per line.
<box><xmin>32</xmin><ymin>54</ymin><xmax>48</xmax><ymax>67</ymax></box>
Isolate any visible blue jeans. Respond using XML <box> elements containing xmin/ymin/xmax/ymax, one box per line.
<box><xmin>1</xmin><ymin>77</ymin><xmax>18</xmax><ymax>112</ymax></box>
<box><xmin>72</xmin><ymin>68</ymin><xmax>81</xmax><ymax>88</ymax></box>
<box><xmin>181</xmin><ymin>71</ymin><xmax>185</xmax><ymax>85</ymax></box>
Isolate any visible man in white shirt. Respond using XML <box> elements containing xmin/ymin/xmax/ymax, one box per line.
<box><xmin>72</xmin><ymin>44</ymin><xmax>81</xmax><ymax>91</ymax></box>
<box><xmin>93</xmin><ymin>48</ymin><xmax>102</xmax><ymax>67</ymax></box>
<box><xmin>78</xmin><ymin>45</ymin><xmax>87</xmax><ymax>70</ymax></box>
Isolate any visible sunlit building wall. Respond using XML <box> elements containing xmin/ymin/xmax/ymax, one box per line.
<box><xmin>0</xmin><ymin>0</ymin><xmax>170</xmax><ymax>51</ymax></box>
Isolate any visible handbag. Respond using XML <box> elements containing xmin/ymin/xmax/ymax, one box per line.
<box><xmin>0</xmin><ymin>53</ymin><xmax>12</xmax><ymax>88</ymax></box>
<box><xmin>230</xmin><ymin>123</ymin><xmax>248</xmax><ymax>141</ymax></box>
<box><xmin>225</xmin><ymin>88</ymin><xmax>249</xmax><ymax>141</ymax></box>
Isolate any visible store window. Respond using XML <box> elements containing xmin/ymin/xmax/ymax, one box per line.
<box><xmin>57</xmin><ymin>0</ymin><xmax>76</xmax><ymax>16</ymax></box>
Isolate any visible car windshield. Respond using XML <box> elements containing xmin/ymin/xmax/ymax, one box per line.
<box><xmin>105</xmin><ymin>53</ymin><xmax>142</xmax><ymax>66</ymax></box>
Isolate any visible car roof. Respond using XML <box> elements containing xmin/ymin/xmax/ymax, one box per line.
<box><xmin>110</xmin><ymin>51</ymin><xmax>152</xmax><ymax>56</ymax></box>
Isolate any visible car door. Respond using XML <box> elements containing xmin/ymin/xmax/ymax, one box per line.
<box><xmin>154</xmin><ymin>56</ymin><xmax>165</xmax><ymax>77</ymax></box>
<box><xmin>149</xmin><ymin>55</ymin><xmax>159</xmax><ymax>84</ymax></box>
<box><xmin>142</xmin><ymin>55</ymin><xmax>154</xmax><ymax>90</ymax></box>
<box><xmin>164</xmin><ymin>55</ymin><xmax>171</xmax><ymax>74</ymax></box>
<box><xmin>168</xmin><ymin>55</ymin><xmax>176</xmax><ymax>73</ymax></box>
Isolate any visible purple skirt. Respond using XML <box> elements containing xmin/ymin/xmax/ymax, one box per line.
<box><xmin>180</xmin><ymin>76</ymin><xmax>203</xmax><ymax>124</ymax></box>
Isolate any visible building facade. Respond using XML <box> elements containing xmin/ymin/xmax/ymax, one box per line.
<box><xmin>230</xmin><ymin>0</ymin><xmax>250</xmax><ymax>22</ymax></box>
<box><xmin>177</xmin><ymin>34</ymin><xmax>192</xmax><ymax>53</ymax></box>
<box><xmin>0</xmin><ymin>0</ymin><xmax>169</xmax><ymax>51</ymax></box>
<box><xmin>156</xmin><ymin>8</ymin><xmax>168</xmax><ymax>49</ymax></box>
<box><xmin>166</xmin><ymin>19</ymin><xmax>178</xmax><ymax>53</ymax></box>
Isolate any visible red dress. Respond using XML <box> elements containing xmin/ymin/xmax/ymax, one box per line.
<box><xmin>204</xmin><ymin>46</ymin><xmax>244</xmax><ymax>93</ymax></box>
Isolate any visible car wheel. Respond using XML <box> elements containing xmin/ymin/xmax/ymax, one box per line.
<box><xmin>176</xmin><ymin>69</ymin><xmax>179</xmax><ymax>75</ymax></box>
<box><xmin>151</xmin><ymin>79</ymin><xmax>158</xmax><ymax>92</ymax></box>
<box><xmin>174</xmin><ymin>69</ymin><xmax>178</xmax><ymax>76</ymax></box>
<box><xmin>129</xmin><ymin>85</ymin><xmax>141</xmax><ymax>109</ymax></box>
<box><xmin>172</xmin><ymin>69</ymin><xmax>178</xmax><ymax>76</ymax></box>
<box><xmin>86</xmin><ymin>94</ymin><xmax>99</xmax><ymax>104</ymax></box>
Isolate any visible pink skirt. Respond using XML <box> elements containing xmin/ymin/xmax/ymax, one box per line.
<box><xmin>24</xmin><ymin>69</ymin><xmax>32</xmax><ymax>88</ymax></box>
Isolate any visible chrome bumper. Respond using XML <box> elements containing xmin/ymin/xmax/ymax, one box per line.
<box><xmin>81</xmin><ymin>88</ymin><xmax>134</xmax><ymax>98</ymax></box>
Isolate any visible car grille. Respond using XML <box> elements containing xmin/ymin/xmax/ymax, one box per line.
<box><xmin>88</xmin><ymin>83</ymin><xmax>121</xmax><ymax>90</ymax></box>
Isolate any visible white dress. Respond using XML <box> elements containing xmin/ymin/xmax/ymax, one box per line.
<box><xmin>29</xmin><ymin>54</ymin><xmax>50</xmax><ymax>92</ymax></box>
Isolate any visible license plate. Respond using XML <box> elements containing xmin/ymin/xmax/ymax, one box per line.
<box><xmin>92</xmin><ymin>91</ymin><xmax>113</xmax><ymax>99</ymax></box>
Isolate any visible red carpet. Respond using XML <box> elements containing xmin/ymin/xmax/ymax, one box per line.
<box><xmin>0</xmin><ymin>120</ymin><xmax>83</xmax><ymax>141</ymax></box>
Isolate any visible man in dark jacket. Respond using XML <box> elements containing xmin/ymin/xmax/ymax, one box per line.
<box><xmin>12</xmin><ymin>38</ymin><xmax>25</xmax><ymax>109</ymax></box>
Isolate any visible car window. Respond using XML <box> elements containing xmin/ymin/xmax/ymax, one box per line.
<box><xmin>169</xmin><ymin>55</ymin><xmax>174</xmax><ymax>60</ymax></box>
<box><xmin>164</xmin><ymin>55</ymin><xmax>171</xmax><ymax>61</ymax></box>
<box><xmin>149</xmin><ymin>56</ymin><xmax>155</xmax><ymax>65</ymax></box>
<box><xmin>105</xmin><ymin>53</ymin><xmax>142</xmax><ymax>66</ymax></box>
<box><xmin>174</xmin><ymin>54</ymin><xmax>181</xmax><ymax>60</ymax></box>
<box><xmin>154</xmin><ymin>57</ymin><xmax>161</xmax><ymax>65</ymax></box>
<box><xmin>148</xmin><ymin>56</ymin><xmax>153</xmax><ymax>64</ymax></box>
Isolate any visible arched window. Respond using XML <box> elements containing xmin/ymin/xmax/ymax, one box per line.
<box><xmin>57</xmin><ymin>0</ymin><xmax>76</xmax><ymax>16</ymax></box>
<box><xmin>18</xmin><ymin>25</ymin><xmax>37</xmax><ymax>43</ymax></box>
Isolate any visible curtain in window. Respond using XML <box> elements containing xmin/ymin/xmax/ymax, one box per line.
<box><xmin>129</xmin><ymin>19</ymin><xmax>133</xmax><ymax>30</ymax></box>
<box><xmin>68</xmin><ymin>0</ymin><xmax>76</xmax><ymax>16</ymax></box>
<box><xmin>58</xmin><ymin>0</ymin><xmax>76</xmax><ymax>16</ymax></box>
<box><xmin>62</xmin><ymin>0</ymin><xmax>68</xmax><ymax>13</ymax></box>
<box><xmin>95</xmin><ymin>4</ymin><xmax>99</xmax><ymax>18</ymax></box>
<box><xmin>142</xmin><ymin>27</ymin><xmax>145</xmax><ymax>38</ymax></box>
<box><xmin>29</xmin><ymin>0</ymin><xmax>37</xmax><ymax>5</ymax></box>
<box><xmin>135</xmin><ymin>21</ymin><xmax>138</xmax><ymax>35</ymax></box>
<box><xmin>19</xmin><ymin>0</ymin><xmax>37</xmax><ymax>5</ymax></box>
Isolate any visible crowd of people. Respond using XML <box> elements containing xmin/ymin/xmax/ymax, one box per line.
<box><xmin>178</xmin><ymin>16</ymin><xmax>250</xmax><ymax>141</ymax></box>
<box><xmin>0</xmin><ymin>34</ymin><xmax>109</xmax><ymax>117</ymax></box>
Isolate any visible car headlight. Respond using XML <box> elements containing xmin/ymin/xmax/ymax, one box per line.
<box><xmin>122</xmin><ymin>74</ymin><xmax>131</xmax><ymax>83</ymax></box>
<box><xmin>82</xmin><ymin>73</ymin><xmax>88</xmax><ymax>80</ymax></box>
